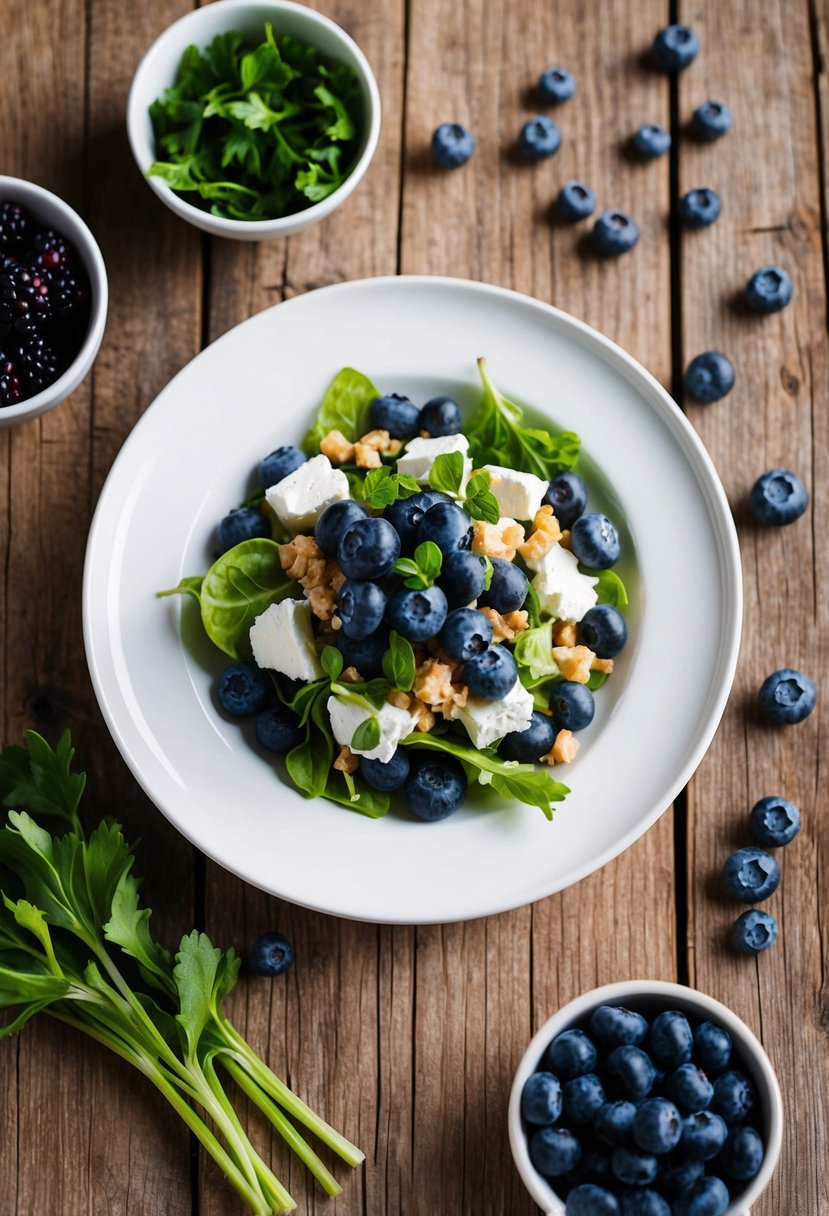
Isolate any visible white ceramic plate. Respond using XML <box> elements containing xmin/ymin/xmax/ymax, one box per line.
<box><xmin>83</xmin><ymin>276</ymin><xmax>741</xmax><ymax>924</ymax></box>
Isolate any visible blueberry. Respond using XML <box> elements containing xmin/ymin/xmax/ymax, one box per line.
<box><xmin>681</xmin><ymin>1111</ymin><xmax>728</xmax><ymax>1160</ymax></box>
<box><xmin>403</xmin><ymin>755</ymin><xmax>467</xmax><ymax>820</ymax></box>
<box><xmin>248</xmin><ymin>931</ymin><xmax>294</xmax><ymax>976</ymax></box>
<box><xmin>258</xmin><ymin>445</ymin><xmax>306</xmax><ymax>489</ymax></box>
<box><xmin>619</xmin><ymin>1192</ymin><xmax>670</xmax><ymax>1216</ymax></box>
<box><xmin>385</xmin><ymin>489</ymin><xmax>448</xmax><ymax>550</ymax></box>
<box><xmin>651</xmin><ymin>24</ymin><xmax>699</xmax><ymax>71</ymax></box>
<box><xmin>723</xmin><ymin>846</ymin><xmax>781</xmax><ymax>902</ymax></box>
<box><xmin>477</xmin><ymin>556</ymin><xmax>528</xmax><ymax>612</ymax></box>
<box><xmin>666</xmin><ymin>1065</ymin><xmax>714</xmax><ymax>1114</ymax></box>
<box><xmin>566</xmin><ymin>1185</ymin><xmax>619</xmax><ymax>1216</ymax></box>
<box><xmin>361</xmin><ymin>748</ymin><xmax>410</xmax><ymax>792</ymax></box>
<box><xmin>217</xmin><ymin>662</ymin><xmax>269</xmax><ymax>717</ymax></box>
<box><xmin>611</xmin><ymin>1146</ymin><xmax>658</xmax><ymax>1187</ymax></box>
<box><xmin>710</xmin><ymin>1070</ymin><xmax>756</xmax><ymax>1125</ymax></box>
<box><xmin>254</xmin><ymin>706</ymin><xmax>302</xmax><ymax>753</ymax></box>
<box><xmin>591</xmin><ymin>211</ymin><xmax>640</xmax><ymax>256</ymax></box>
<box><xmin>521</xmin><ymin>1071</ymin><xmax>563</xmax><ymax>1125</ymax></box>
<box><xmin>388</xmin><ymin>585</ymin><xmax>448</xmax><ymax>643</ymax></box>
<box><xmin>437</xmin><ymin>550</ymin><xmax>488</xmax><ymax>607</ymax></box>
<box><xmin>499</xmin><ymin>710</ymin><xmax>556</xmax><ymax>763</ymax></box>
<box><xmin>570</xmin><ymin>513</ymin><xmax>621</xmax><ymax>568</ymax></box>
<box><xmin>693</xmin><ymin>1023</ymin><xmax>732</xmax><ymax>1075</ymax></box>
<box><xmin>579</xmin><ymin>607</ymin><xmax>628</xmax><ymax>659</ymax></box>
<box><xmin>538</xmin><ymin>66</ymin><xmax>577</xmax><ymax>104</ymax></box>
<box><xmin>719</xmin><ymin>1125</ymin><xmax>764</xmax><ymax>1180</ymax></box>
<box><xmin>335</xmin><ymin>579</ymin><xmax>387</xmax><ymax>640</ymax></box>
<box><xmin>633</xmin><ymin>1098</ymin><xmax>682</xmax><ymax>1155</ymax></box>
<box><xmin>658</xmin><ymin>1154</ymin><xmax>704</xmax><ymax>1194</ymax></box>
<box><xmin>590</xmin><ymin>1006</ymin><xmax>647</xmax><ymax>1048</ymax></box>
<box><xmin>543</xmin><ymin>471</ymin><xmax>588</xmax><ymax>528</ymax></box>
<box><xmin>338</xmin><ymin>517</ymin><xmax>401</xmax><ymax>581</ymax></box>
<box><xmin>691</xmin><ymin>101</ymin><xmax>732</xmax><ymax>141</ymax></box>
<box><xmin>684</xmin><ymin>351</ymin><xmax>735</xmax><ymax>403</ymax></box>
<box><xmin>546</xmin><ymin>1028</ymin><xmax>598</xmax><ymax>1079</ymax></box>
<box><xmin>745</xmin><ymin>265</ymin><xmax>793</xmax><ymax>313</ymax></box>
<box><xmin>650</xmin><ymin>1011</ymin><xmax>693</xmax><ymax>1068</ymax></box>
<box><xmin>749</xmin><ymin>795</ymin><xmax>800</xmax><ymax>847</ymax></box>
<box><xmin>529</xmin><ymin>1126</ymin><xmax>582</xmax><ymax>1177</ymax></box>
<box><xmin>216</xmin><ymin>507</ymin><xmax>271</xmax><ymax>554</ymax></box>
<box><xmin>672</xmin><ymin>1176</ymin><xmax>729</xmax><ymax>1216</ymax></box>
<box><xmin>564</xmin><ymin>1073</ymin><xmax>606</xmax><ymax>1124</ymax></box>
<box><xmin>579</xmin><ymin>1146</ymin><xmax>614</xmax><ymax>1186</ymax></box>
<box><xmin>605</xmin><ymin>1046</ymin><xmax>656</xmax><ymax>1101</ymax></box>
<box><xmin>439</xmin><ymin>607</ymin><xmax>493</xmax><ymax>661</ymax></box>
<box><xmin>679</xmin><ymin>188</ymin><xmax>721</xmax><ymax>229</ymax></box>
<box><xmin>419</xmin><ymin>395</ymin><xmax>462</xmax><ymax>436</ymax></box>
<box><xmin>549</xmin><ymin>681</ymin><xmax>595</xmax><ymax>731</ymax></box>
<box><xmin>336</xmin><ymin>628</ymin><xmax>389</xmax><ymax>679</ymax></box>
<box><xmin>594</xmin><ymin>1100</ymin><xmax>637</xmax><ymax>1146</ymax></box>
<box><xmin>369</xmin><ymin>392</ymin><xmax>419</xmax><ymax>439</ymax></box>
<box><xmin>519</xmin><ymin>116</ymin><xmax>561</xmax><ymax>161</ymax></box>
<box><xmin>431</xmin><ymin>123</ymin><xmax>476</xmax><ymax>169</ymax></box>
<box><xmin>314</xmin><ymin>499</ymin><xmax>369</xmax><ymax>557</ymax></box>
<box><xmin>464</xmin><ymin>645</ymin><xmax>518</xmax><ymax>701</ymax></box>
<box><xmin>758</xmin><ymin>667</ymin><xmax>816</xmax><ymax>724</ymax></box>
<box><xmin>633</xmin><ymin>124</ymin><xmax>671</xmax><ymax>158</ymax></box>
<box><xmin>749</xmin><ymin>468</ymin><xmax>808</xmax><ymax>526</ymax></box>
<box><xmin>417</xmin><ymin>500</ymin><xmax>474</xmax><ymax>554</ymax></box>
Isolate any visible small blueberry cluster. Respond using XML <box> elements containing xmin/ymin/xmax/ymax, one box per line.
<box><xmin>721</xmin><ymin>792</ymin><xmax>802</xmax><ymax>954</ymax></box>
<box><xmin>522</xmin><ymin>1004</ymin><xmax>765</xmax><ymax>1215</ymax></box>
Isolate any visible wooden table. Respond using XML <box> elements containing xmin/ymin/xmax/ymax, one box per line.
<box><xmin>1</xmin><ymin>0</ymin><xmax>827</xmax><ymax>1212</ymax></box>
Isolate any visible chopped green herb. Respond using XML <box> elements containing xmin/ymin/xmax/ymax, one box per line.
<box><xmin>394</xmin><ymin>541</ymin><xmax>443</xmax><ymax>590</ymax></box>
<box><xmin>467</xmin><ymin>358</ymin><xmax>580</xmax><ymax>478</ymax></box>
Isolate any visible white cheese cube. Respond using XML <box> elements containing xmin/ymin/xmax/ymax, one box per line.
<box><xmin>265</xmin><ymin>453</ymin><xmax>349</xmax><ymax>534</ymax></box>
<box><xmin>327</xmin><ymin>695</ymin><xmax>414</xmax><ymax>764</ymax></box>
<box><xmin>532</xmin><ymin>545</ymin><xmax>598</xmax><ymax>623</ymax></box>
<box><xmin>396</xmin><ymin>433</ymin><xmax>471</xmax><ymax>485</ymax></box>
<box><xmin>448</xmin><ymin>676</ymin><xmax>534</xmax><ymax>749</ymax></box>
<box><xmin>481</xmin><ymin>465</ymin><xmax>547</xmax><ymax>521</ymax></box>
<box><xmin>249</xmin><ymin>598</ymin><xmax>322</xmax><ymax>681</ymax></box>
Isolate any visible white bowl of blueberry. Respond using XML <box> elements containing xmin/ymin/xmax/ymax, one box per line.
<box><xmin>509</xmin><ymin>980</ymin><xmax>782</xmax><ymax>1216</ymax></box>
<box><xmin>0</xmin><ymin>176</ymin><xmax>107</xmax><ymax>428</ymax></box>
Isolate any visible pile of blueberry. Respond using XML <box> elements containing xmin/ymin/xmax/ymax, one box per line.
<box><xmin>522</xmin><ymin>1003</ymin><xmax>765</xmax><ymax>1215</ymax></box>
<box><xmin>0</xmin><ymin>200</ymin><xmax>91</xmax><ymax>407</ymax></box>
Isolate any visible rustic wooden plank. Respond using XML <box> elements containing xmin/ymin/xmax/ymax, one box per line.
<box><xmin>679</xmin><ymin>1</ymin><xmax>829</xmax><ymax>1212</ymax></box>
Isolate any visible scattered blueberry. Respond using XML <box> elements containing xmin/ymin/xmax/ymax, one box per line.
<box><xmin>254</xmin><ymin>706</ymin><xmax>302</xmax><ymax>753</ymax></box>
<box><xmin>386</xmin><ymin>489</ymin><xmax>448</xmax><ymax>551</ymax></box>
<box><xmin>619</xmin><ymin>1191</ymin><xmax>670</xmax><ymax>1216</ymax></box>
<box><xmin>543</xmin><ymin>471</ymin><xmax>588</xmax><ymax>528</ymax></box>
<box><xmin>749</xmin><ymin>468</ymin><xmax>808</xmax><ymax>526</ymax></box>
<box><xmin>336</xmin><ymin>628</ymin><xmax>389</xmax><ymax>679</ymax></box>
<box><xmin>633</xmin><ymin>124</ymin><xmax>671</xmax><ymax>158</ymax></box>
<box><xmin>336</xmin><ymin>579</ymin><xmax>387</xmax><ymax>640</ymax></box>
<box><xmin>679</xmin><ymin>189</ymin><xmax>721</xmax><ymax>229</ymax></box>
<box><xmin>519</xmin><ymin>116</ymin><xmax>561</xmax><ymax>160</ymax></box>
<box><xmin>691</xmin><ymin>101</ymin><xmax>732</xmax><ymax>141</ymax></box>
<box><xmin>749</xmin><ymin>795</ymin><xmax>800</xmax><ymax>847</ymax></box>
<box><xmin>633</xmin><ymin>1099</ymin><xmax>683</xmax><ymax>1155</ymax></box>
<box><xmin>549</xmin><ymin>681</ymin><xmax>595</xmax><ymax>732</ymax></box>
<box><xmin>758</xmin><ymin>667</ymin><xmax>816</xmax><ymax>724</ymax></box>
<box><xmin>529</xmin><ymin>1126</ymin><xmax>582</xmax><ymax>1176</ymax></box>
<box><xmin>370</xmin><ymin>392</ymin><xmax>420</xmax><ymax>438</ymax></box>
<box><xmin>567</xmin><ymin>1185</ymin><xmax>620</xmax><ymax>1216</ymax></box>
<box><xmin>258</xmin><ymin>445</ymin><xmax>305</xmax><ymax>489</ymax></box>
<box><xmin>650</xmin><ymin>1011</ymin><xmax>693</xmax><ymax>1068</ymax></box>
<box><xmin>723</xmin><ymin>846</ymin><xmax>781</xmax><ymax>902</ymax></box>
<box><xmin>419</xmin><ymin>395</ymin><xmax>462</xmax><ymax>436</ymax></box>
<box><xmin>538</xmin><ymin>66</ymin><xmax>577</xmax><ymax>104</ymax></box>
<box><xmin>611</xmin><ymin>1146</ymin><xmax>658</xmax><ymax>1187</ymax></box>
<box><xmin>388</xmin><ymin>585</ymin><xmax>448</xmax><ymax>643</ymax></box>
<box><xmin>556</xmin><ymin>181</ymin><xmax>597</xmax><ymax>222</ymax></box>
<box><xmin>745</xmin><ymin>265</ymin><xmax>792</xmax><ymax>313</ymax></box>
<box><xmin>431</xmin><ymin>123</ymin><xmax>476</xmax><ymax>169</ymax></box>
<box><xmin>418</xmin><ymin>500</ymin><xmax>474</xmax><ymax>553</ymax></box>
<box><xmin>464</xmin><ymin>645</ymin><xmax>518</xmax><ymax>700</ymax></box>
<box><xmin>522</xmin><ymin>1071</ymin><xmax>564</xmax><ymax>1125</ymax></box>
<box><xmin>594</xmin><ymin>1100</ymin><xmax>637</xmax><ymax>1146</ymax></box>
<box><xmin>439</xmin><ymin>607</ymin><xmax>493</xmax><ymax>661</ymax></box>
<box><xmin>565</xmin><ymin>1073</ymin><xmax>607</xmax><ymax>1124</ymax></box>
<box><xmin>681</xmin><ymin>1111</ymin><xmax>728</xmax><ymax>1160</ymax></box>
<box><xmin>666</xmin><ymin>1064</ymin><xmax>714</xmax><ymax>1114</ymax></box>
<box><xmin>437</xmin><ymin>549</ymin><xmax>488</xmax><ymax>607</ymax></box>
<box><xmin>710</xmin><ymin>1070</ymin><xmax>756</xmax><ymax>1125</ymax></box>
<box><xmin>590</xmin><ymin>1009</ymin><xmax>647</xmax><ymax>1050</ymax></box>
<box><xmin>684</xmin><ymin>351</ymin><xmax>735</xmax><ymax>403</ymax></box>
<box><xmin>477</xmin><ymin>555</ymin><xmax>528</xmax><ymax>612</ymax></box>
<box><xmin>719</xmin><ymin>1125</ymin><xmax>765</xmax><ymax>1180</ymax></box>
<box><xmin>499</xmin><ymin>710</ymin><xmax>556</xmax><ymax>763</ymax></box>
<box><xmin>591</xmin><ymin>210</ymin><xmax>640</xmax><ymax>256</ymax></box>
<box><xmin>360</xmin><ymin>748</ymin><xmax>411</xmax><ymax>792</ymax></box>
<box><xmin>672</xmin><ymin>1175</ymin><xmax>729</xmax><ymax>1216</ymax></box>
<box><xmin>651</xmin><ymin>24</ymin><xmax>699</xmax><ymax>72</ymax></box>
<box><xmin>547</xmin><ymin>1028</ymin><xmax>598</xmax><ymax>1079</ymax></box>
<box><xmin>693</xmin><ymin>1023</ymin><xmax>732</xmax><ymax>1075</ymax></box>
<box><xmin>570</xmin><ymin>513</ymin><xmax>621</xmax><ymax>569</ymax></box>
<box><xmin>605</xmin><ymin>1045</ymin><xmax>656</xmax><ymax>1101</ymax></box>
<box><xmin>249</xmin><ymin>931</ymin><xmax>294</xmax><ymax>976</ymax></box>
<box><xmin>315</xmin><ymin>499</ymin><xmax>368</xmax><ymax>557</ymax></box>
<box><xmin>658</xmin><ymin>1155</ymin><xmax>705</xmax><ymax>1194</ymax></box>
<box><xmin>338</xmin><ymin>517</ymin><xmax>401</xmax><ymax>580</ymax></box>
<box><xmin>216</xmin><ymin>507</ymin><xmax>271</xmax><ymax>554</ymax></box>
<box><xmin>216</xmin><ymin>662</ymin><xmax>269</xmax><ymax>717</ymax></box>
<box><xmin>579</xmin><ymin>606</ymin><xmax>628</xmax><ymax>659</ymax></box>
<box><xmin>403</xmin><ymin>755</ymin><xmax>467</xmax><ymax>820</ymax></box>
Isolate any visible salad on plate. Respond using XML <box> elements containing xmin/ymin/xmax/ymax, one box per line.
<box><xmin>160</xmin><ymin>359</ymin><xmax>630</xmax><ymax>823</ymax></box>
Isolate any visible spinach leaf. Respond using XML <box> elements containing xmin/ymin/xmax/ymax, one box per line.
<box><xmin>303</xmin><ymin>367</ymin><xmax>380</xmax><ymax>454</ymax></box>
<box><xmin>382</xmin><ymin>631</ymin><xmax>416</xmax><ymax>692</ymax></box>
<box><xmin>594</xmin><ymin>568</ymin><xmax>629</xmax><ymax>608</ymax></box>
<box><xmin>428</xmin><ymin>451</ymin><xmax>466</xmax><ymax>496</ymax></box>
<box><xmin>393</xmin><ymin>541</ymin><xmax>442</xmax><ymax>590</ymax></box>
<box><xmin>286</xmin><ymin>684</ymin><xmax>333</xmax><ymax>798</ymax></box>
<box><xmin>323</xmin><ymin>771</ymin><xmax>389</xmax><ymax>819</ymax></box>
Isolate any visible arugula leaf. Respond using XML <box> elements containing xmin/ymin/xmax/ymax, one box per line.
<box><xmin>393</xmin><ymin>541</ymin><xmax>443</xmax><ymax>590</ymax></box>
<box><xmin>428</xmin><ymin>451</ymin><xmax>466</xmax><ymax>495</ymax></box>
<box><xmin>463</xmin><ymin>472</ymin><xmax>500</xmax><ymax>524</ymax></box>
<box><xmin>382</xmin><ymin>631</ymin><xmax>416</xmax><ymax>692</ymax></box>
<box><xmin>303</xmin><ymin>367</ymin><xmax>380</xmax><ymax>454</ymax></box>
<box><xmin>351</xmin><ymin>717</ymin><xmax>380</xmax><ymax>751</ymax></box>
<box><xmin>362</xmin><ymin>467</ymin><xmax>420</xmax><ymax>510</ymax></box>
<box><xmin>594</xmin><ymin>568</ymin><xmax>629</xmax><ymax>608</ymax></box>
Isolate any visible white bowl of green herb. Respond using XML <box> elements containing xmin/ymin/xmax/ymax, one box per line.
<box><xmin>127</xmin><ymin>0</ymin><xmax>381</xmax><ymax>239</ymax></box>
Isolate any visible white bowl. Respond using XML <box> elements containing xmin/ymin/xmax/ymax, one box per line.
<box><xmin>0</xmin><ymin>176</ymin><xmax>107</xmax><ymax>429</ymax></box>
<box><xmin>127</xmin><ymin>0</ymin><xmax>381</xmax><ymax>240</ymax></box>
<box><xmin>509</xmin><ymin>980</ymin><xmax>783</xmax><ymax>1216</ymax></box>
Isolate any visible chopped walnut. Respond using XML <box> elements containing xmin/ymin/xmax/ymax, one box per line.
<box><xmin>280</xmin><ymin>534</ymin><xmax>325</xmax><ymax>582</ymax></box>
<box><xmin>559</xmin><ymin>529</ymin><xmax>572</xmax><ymax>549</ymax></box>
<box><xmin>359</xmin><ymin>429</ymin><xmax>393</xmax><ymax>451</ymax></box>
<box><xmin>414</xmin><ymin>659</ymin><xmax>456</xmax><ymax>708</ymax></box>
<box><xmin>552</xmin><ymin>619</ymin><xmax>577</xmax><ymax>647</ymax></box>
<box><xmin>518</xmin><ymin>504</ymin><xmax>561</xmax><ymax>565</ymax></box>
<box><xmin>551</xmin><ymin>645</ymin><xmax>595</xmax><ymax>684</ymax></box>
<box><xmin>410</xmin><ymin>698</ymin><xmax>436</xmax><ymax>732</ymax></box>
<box><xmin>333</xmin><ymin>745</ymin><xmax>360</xmax><ymax>774</ymax></box>
<box><xmin>340</xmin><ymin>666</ymin><xmax>362</xmax><ymax>683</ymax></box>
<box><xmin>591</xmin><ymin>656</ymin><xmax>615</xmax><ymax>675</ymax></box>
<box><xmin>353</xmin><ymin>442</ymin><xmax>383</xmax><ymax>469</ymax></box>
<box><xmin>543</xmin><ymin>729</ymin><xmax>580</xmax><ymax>765</ymax></box>
<box><xmin>481</xmin><ymin>606</ymin><xmax>530</xmax><ymax>643</ymax></box>
<box><xmin>471</xmin><ymin>517</ymin><xmax>526</xmax><ymax>561</ymax></box>
<box><xmin>320</xmin><ymin>429</ymin><xmax>355</xmax><ymax>464</ymax></box>
<box><xmin>388</xmin><ymin>690</ymin><xmax>411</xmax><ymax>710</ymax></box>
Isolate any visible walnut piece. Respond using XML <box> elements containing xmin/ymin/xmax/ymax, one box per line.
<box><xmin>471</xmin><ymin>518</ymin><xmax>526</xmax><ymax>561</ymax></box>
<box><xmin>280</xmin><ymin>535</ymin><xmax>346</xmax><ymax>622</ymax></box>
<box><xmin>591</xmin><ymin>656</ymin><xmax>615</xmax><ymax>675</ymax></box>
<box><xmin>353</xmin><ymin>441</ymin><xmax>383</xmax><ymax>468</ymax></box>
<box><xmin>414</xmin><ymin>659</ymin><xmax>456</xmax><ymax>708</ymax></box>
<box><xmin>320</xmin><ymin>429</ymin><xmax>355</xmax><ymax>464</ymax></box>
<box><xmin>518</xmin><ymin>504</ymin><xmax>562</xmax><ymax>565</ymax></box>
<box><xmin>333</xmin><ymin>745</ymin><xmax>360</xmax><ymax>774</ymax></box>
<box><xmin>480</xmin><ymin>606</ymin><xmax>529</xmax><ymax>643</ymax></box>
<box><xmin>545</xmin><ymin>729</ymin><xmax>579</xmax><ymax>765</ymax></box>
<box><xmin>551</xmin><ymin>645</ymin><xmax>595</xmax><ymax>684</ymax></box>
<box><xmin>552</xmin><ymin>619</ymin><xmax>577</xmax><ymax>647</ymax></box>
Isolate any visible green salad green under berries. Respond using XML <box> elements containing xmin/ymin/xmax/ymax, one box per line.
<box><xmin>159</xmin><ymin>360</ymin><xmax>631</xmax><ymax>822</ymax></box>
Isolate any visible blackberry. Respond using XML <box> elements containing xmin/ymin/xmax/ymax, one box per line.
<box><xmin>0</xmin><ymin>265</ymin><xmax>51</xmax><ymax>336</ymax></box>
<box><xmin>0</xmin><ymin>354</ymin><xmax>22</xmax><ymax>407</ymax></box>
<box><xmin>0</xmin><ymin>201</ymin><xmax>31</xmax><ymax>250</ymax></box>
<box><xmin>30</xmin><ymin>226</ymin><xmax>71</xmax><ymax>270</ymax></box>
<box><xmin>42</xmin><ymin>263</ymin><xmax>88</xmax><ymax>319</ymax></box>
<box><xmin>14</xmin><ymin>333</ymin><xmax>61</xmax><ymax>395</ymax></box>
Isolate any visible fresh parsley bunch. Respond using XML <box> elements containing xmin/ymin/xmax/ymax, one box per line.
<box><xmin>148</xmin><ymin>23</ymin><xmax>363</xmax><ymax>221</ymax></box>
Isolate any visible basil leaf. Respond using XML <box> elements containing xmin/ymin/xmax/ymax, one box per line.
<box><xmin>392</xmin><ymin>556</ymin><xmax>425</xmax><ymax>588</ymax></box>
<box><xmin>594</xmin><ymin>569</ymin><xmax>629</xmax><ymax>608</ymax></box>
<box><xmin>363</xmin><ymin>468</ymin><xmax>420</xmax><ymax>510</ymax></box>
<box><xmin>303</xmin><ymin>367</ymin><xmax>380</xmax><ymax>454</ymax></box>
<box><xmin>464</xmin><ymin>475</ymin><xmax>500</xmax><ymax>524</ymax></box>
<box><xmin>414</xmin><ymin>542</ymin><xmax>442</xmax><ymax>582</ymax></box>
<box><xmin>351</xmin><ymin>717</ymin><xmax>380</xmax><ymax>751</ymax></box>
<box><xmin>321</xmin><ymin>645</ymin><xmax>343</xmax><ymax>682</ymax></box>
<box><xmin>382</xmin><ymin>631</ymin><xmax>416</xmax><ymax>692</ymax></box>
<box><xmin>286</xmin><ymin>686</ymin><xmax>333</xmax><ymax>797</ymax></box>
<box><xmin>428</xmin><ymin>451</ymin><xmax>465</xmax><ymax>495</ymax></box>
<box><xmin>524</xmin><ymin>582</ymin><xmax>542</xmax><ymax>628</ymax></box>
